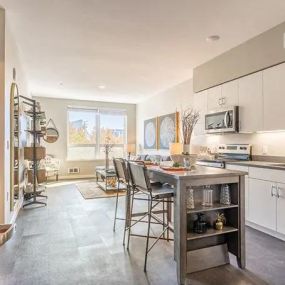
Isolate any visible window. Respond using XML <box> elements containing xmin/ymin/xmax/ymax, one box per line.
<box><xmin>67</xmin><ymin>107</ymin><xmax>127</xmax><ymax>160</ymax></box>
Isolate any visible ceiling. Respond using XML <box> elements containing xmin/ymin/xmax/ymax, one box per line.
<box><xmin>1</xmin><ymin>0</ymin><xmax>285</xmax><ymax>103</ymax></box>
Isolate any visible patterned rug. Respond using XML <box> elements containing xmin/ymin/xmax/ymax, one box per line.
<box><xmin>76</xmin><ymin>180</ymin><xmax>126</xmax><ymax>199</ymax></box>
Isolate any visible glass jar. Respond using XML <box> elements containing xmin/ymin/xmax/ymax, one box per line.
<box><xmin>202</xmin><ymin>185</ymin><xmax>213</xmax><ymax>207</ymax></box>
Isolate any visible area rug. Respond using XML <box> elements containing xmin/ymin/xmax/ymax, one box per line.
<box><xmin>76</xmin><ymin>180</ymin><xmax>126</xmax><ymax>199</ymax></box>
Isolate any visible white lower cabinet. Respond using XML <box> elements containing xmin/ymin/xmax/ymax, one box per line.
<box><xmin>248</xmin><ymin>178</ymin><xmax>276</xmax><ymax>231</ymax></box>
<box><xmin>276</xmin><ymin>183</ymin><xmax>285</xmax><ymax>235</ymax></box>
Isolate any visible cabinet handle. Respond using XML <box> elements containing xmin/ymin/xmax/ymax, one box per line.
<box><xmin>277</xmin><ymin>187</ymin><xmax>281</xmax><ymax>198</ymax></box>
<box><xmin>271</xmin><ymin>185</ymin><xmax>277</xmax><ymax>197</ymax></box>
<box><xmin>222</xmin><ymin>97</ymin><xmax>226</xmax><ymax>105</ymax></box>
<box><xmin>218</xmin><ymin>98</ymin><xmax>222</xmax><ymax>106</ymax></box>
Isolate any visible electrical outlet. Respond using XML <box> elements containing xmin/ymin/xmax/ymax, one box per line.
<box><xmin>262</xmin><ymin>145</ymin><xmax>268</xmax><ymax>155</ymax></box>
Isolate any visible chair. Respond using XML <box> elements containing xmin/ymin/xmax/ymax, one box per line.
<box><xmin>113</xmin><ymin>158</ymin><xmax>129</xmax><ymax>236</ymax></box>
<box><xmin>127</xmin><ymin>161</ymin><xmax>174</xmax><ymax>272</ymax></box>
<box><xmin>43</xmin><ymin>155</ymin><xmax>60</xmax><ymax>181</ymax></box>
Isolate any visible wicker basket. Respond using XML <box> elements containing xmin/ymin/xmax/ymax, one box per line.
<box><xmin>24</xmin><ymin>147</ymin><xmax>46</xmax><ymax>160</ymax></box>
<box><xmin>0</xmin><ymin>224</ymin><xmax>14</xmax><ymax>246</ymax></box>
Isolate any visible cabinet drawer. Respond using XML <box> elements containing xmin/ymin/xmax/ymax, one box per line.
<box><xmin>226</xmin><ymin>164</ymin><xmax>248</xmax><ymax>173</ymax></box>
<box><xmin>249</xmin><ymin>167</ymin><xmax>285</xmax><ymax>183</ymax></box>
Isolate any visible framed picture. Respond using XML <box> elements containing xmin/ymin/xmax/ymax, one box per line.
<box><xmin>158</xmin><ymin>112</ymin><xmax>179</xmax><ymax>149</ymax></box>
<box><xmin>144</xmin><ymin>117</ymin><xmax>157</xmax><ymax>149</ymax></box>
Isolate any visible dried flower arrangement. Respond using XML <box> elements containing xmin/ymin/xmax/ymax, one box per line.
<box><xmin>103</xmin><ymin>136</ymin><xmax>113</xmax><ymax>169</ymax></box>
<box><xmin>180</xmin><ymin>108</ymin><xmax>200</xmax><ymax>154</ymax></box>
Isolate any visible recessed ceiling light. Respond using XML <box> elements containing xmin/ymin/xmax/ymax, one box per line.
<box><xmin>59</xmin><ymin>82</ymin><xmax>63</xmax><ymax>86</ymax></box>
<box><xmin>206</xmin><ymin>35</ymin><xmax>220</xmax><ymax>42</ymax></box>
<box><xmin>98</xmin><ymin>85</ymin><xmax>106</xmax><ymax>90</ymax></box>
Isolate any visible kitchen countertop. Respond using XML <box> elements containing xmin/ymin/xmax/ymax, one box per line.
<box><xmin>148</xmin><ymin>165</ymin><xmax>247</xmax><ymax>180</ymax></box>
<box><xmin>226</xmin><ymin>160</ymin><xmax>285</xmax><ymax>170</ymax></box>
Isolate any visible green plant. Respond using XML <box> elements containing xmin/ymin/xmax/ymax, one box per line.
<box><xmin>173</xmin><ymin>162</ymin><xmax>180</xmax><ymax>168</ymax></box>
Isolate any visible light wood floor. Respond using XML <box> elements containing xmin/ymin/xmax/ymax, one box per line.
<box><xmin>0</xmin><ymin>180</ymin><xmax>284</xmax><ymax>285</ymax></box>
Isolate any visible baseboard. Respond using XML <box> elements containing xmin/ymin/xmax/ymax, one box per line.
<box><xmin>10</xmin><ymin>197</ymin><xmax>23</xmax><ymax>224</ymax></box>
<box><xmin>246</xmin><ymin>221</ymin><xmax>285</xmax><ymax>241</ymax></box>
<box><xmin>55</xmin><ymin>174</ymin><xmax>95</xmax><ymax>180</ymax></box>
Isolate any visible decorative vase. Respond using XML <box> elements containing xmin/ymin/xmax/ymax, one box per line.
<box><xmin>183</xmin><ymin>144</ymin><xmax>190</xmax><ymax>155</ymax></box>
<box><xmin>215</xmin><ymin>221</ymin><xmax>224</xmax><ymax>230</ymax></box>
<box><xmin>105</xmin><ymin>151</ymin><xmax>109</xmax><ymax>170</ymax></box>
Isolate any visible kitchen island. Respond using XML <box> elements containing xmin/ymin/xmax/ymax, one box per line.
<box><xmin>148</xmin><ymin>165</ymin><xmax>247</xmax><ymax>285</ymax></box>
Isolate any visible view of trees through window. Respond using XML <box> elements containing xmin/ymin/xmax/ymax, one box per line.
<box><xmin>68</xmin><ymin>108</ymin><xmax>126</xmax><ymax>160</ymax></box>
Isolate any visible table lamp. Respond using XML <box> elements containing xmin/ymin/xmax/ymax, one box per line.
<box><xmin>127</xmin><ymin>143</ymin><xmax>136</xmax><ymax>160</ymax></box>
<box><xmin>169</xmin><ymin>143</ymin><xmax>183</xmax><ymax>164</ymax></box>
<box><xmin>169</xmin><ymin>143</ymin><xmax>183</xmax><ymax>155</ymax></box>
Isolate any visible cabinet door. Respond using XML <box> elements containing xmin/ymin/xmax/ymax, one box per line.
<box><xmin>248</xmin><ymin>178</ymin><xmax>276</xmax><ymax>230</ymax></box>
<box><xmin>263</xmin><ymin>63</ymin><xmax>285</xmax><ymax>131</ymax></box>
<box><xmin>277</xmin><ymin>183</ymin><xmax>285</xmax><ymax>235</ymax></box>
<box><xmin>221</xmin><ymin>80</ymin><xmax>238</xmax><ymax>107</ymax></box>
<box><xmin>193</xmin><ymin>90</ymin><xmax>207</xmax><ymax>136</ymax></box>
<box><xmin>238</xmin><ymin>72</ymin><xmax>263</xmax><ymax>132</ymax></box>
<box><xmin>207</xmin><ymin>85</ymin><xmax>222</xmax><ymax>111</ymax></box>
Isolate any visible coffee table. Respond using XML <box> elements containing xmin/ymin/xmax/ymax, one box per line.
<box><xmin>95</xmin><ymin>168</ymin><xmax>125</xmax><ymax>192</ymax></box>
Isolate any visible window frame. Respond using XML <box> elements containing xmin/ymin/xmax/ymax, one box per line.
<box><xmin>66</xmin><ymin>106</ymin><xmax>127</xmax><ymax>161</ymax></box>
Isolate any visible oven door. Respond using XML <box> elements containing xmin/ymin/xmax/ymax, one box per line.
<box><xmin>205</xmin><ymin>107</ymin><xmax>238</xmax><ymax>134</ymax></box>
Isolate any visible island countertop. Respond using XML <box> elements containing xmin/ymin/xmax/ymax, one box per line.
<box><xmin>148</xmin><ymin>165</ymin><xmax>247</xmax><ymax>180</ymax></box>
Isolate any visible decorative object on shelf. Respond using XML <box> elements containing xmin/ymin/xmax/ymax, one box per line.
<box><xmin>220</xmin><ymin>184</ymin><xmax>231</xmax><ymax>205</ymax></box>
<box><xmin>103</xmin><ymin>136</ymin><xmax>113</xmax><ymax>170</ymax></box>
<box><xmin>24</xmin><ymin>146</ymin><xmax>46</xmax><ymax>160</ymax></box>
<box><xmin>180</xmin><ymin>107</ymin><xmax>199</xmax><ymax>155</ymax></box>
<box><xmin>126</xmin><ymin>143</ymin><xmax>136</xmax><ymax>160</ymax></box>
<box><xmin>202</xmin><ymin>185</ymin><xmax>213</xmax><ymax>207</ymax></box>
<box><xmin>43</xmin><ymin>119</ymin><xmax>59</xmax><ymax>143</ymax></box>
<box><xmin>187</xmin><ymin>187</ymin><xmax>195</xmax><ymax>209</ymax></box>
<box><xmin>158</xmin><ymin>112</ymin><xmax>179</xmax><ymax>149</ymax></box>
<box><xmin>144</xmin><ymin>117</ymin><xmax>157</xmax><ymax>149</ymax></box>
<box><xmin>193</xmin><ymin>213</ymin><xmax>207</xmax><ymax>234</ymax></box>
<box><xmin>215</xmin><ymin>213</ymin><xmax>226</xmax><ymax>230</ymax></box>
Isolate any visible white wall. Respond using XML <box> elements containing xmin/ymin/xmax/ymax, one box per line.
<box><xmin>137</xmin><ymin>78</ymin><xmax>285</xmax><ymax>158</ymax></box>
<box><xmin>0</xmin><ymin>11</ymin><xmax>29</xmax><ymax>224</ymax></box>
<box><xmin>34</xmin><ymin>96</ymin><xmax>136</xmax><ymax>178</ymax></box>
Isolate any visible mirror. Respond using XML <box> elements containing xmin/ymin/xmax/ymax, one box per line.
<box><xmin>43</xmin><ymin>119</ymin><xmax>59</xmax><ymax>143</ymax></box>
<box><xmin>10</xmin><ymin>82</ymin><xmax>20</xmax><ymax>210</ymax></box>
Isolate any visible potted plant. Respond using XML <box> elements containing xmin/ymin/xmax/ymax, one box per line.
<box><xmin>215</xmin><ymin>213</ymin><xmax>226</xmax><ymax>230</ymax></box>
<box><xmin>181</xmin><ymin>107</ymin><xmax>200</xmax><ymax>155</ymax></box>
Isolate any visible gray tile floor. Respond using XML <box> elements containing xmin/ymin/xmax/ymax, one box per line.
<box><xmin>0</xmin><ymin>180</ymin><xmax>284</xmax><ymax>285</ymax></box>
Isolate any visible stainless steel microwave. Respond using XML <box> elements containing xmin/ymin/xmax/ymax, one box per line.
<box><xmin>205</xmin><ymin>106</ymin><xmax>239</xmax><ymax>134</ymax></box>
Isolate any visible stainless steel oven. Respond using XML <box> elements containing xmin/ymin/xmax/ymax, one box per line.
<box><xmin>205</xmin><ymin>106</ymin><xmax>238</xmax><ymax>134</ymax></box>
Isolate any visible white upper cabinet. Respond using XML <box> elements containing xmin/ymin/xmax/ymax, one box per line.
<box><xmin>193</xmin><ymin>90</ymin><xmax>207</xmax><ymax>136</ymax></box>
<box><xmin>207</xmin><ymin>85</ymin><xmax>222</xmax><ymax>111</ymax></box>
<box><xmin>221</xmin><ymin>80</ymin><xmax>238</xmax><ymax>107</ymax></box>
<box><xmin>238</xmin><ymin>72</ymin><xmax>263</xmax><ymax>132</ymax></box>
<box><xmin>263</xmin><ymin>63</ymin><xmax>285</xmax><ymax>131</ymax></box>
<box><xmin>207</xmin><ymin>81</ymin><xmax>238</xmax><ymax>111</ymax></box>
